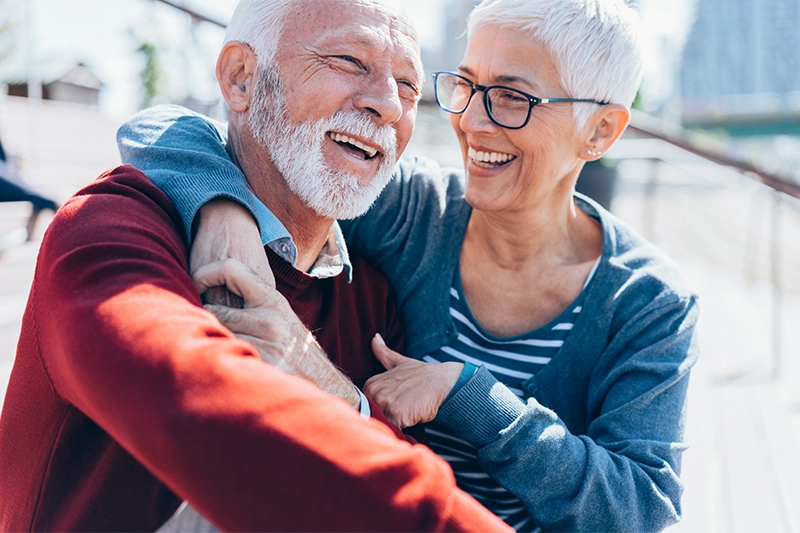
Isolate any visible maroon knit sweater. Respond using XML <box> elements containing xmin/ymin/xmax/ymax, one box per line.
<box><xmin>0</xmin><ymin>166</ymin><xmax>508</xmax><ymax>532</ymax></box>
<box><xmin>264</xmin><ymin>244</ymin><xmax>403</xmax><ymax>392</ymax></box>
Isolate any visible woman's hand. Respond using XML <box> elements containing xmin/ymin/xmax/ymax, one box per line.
<box><xmin>191</xmin><ymin>199</ymin><xmax>271</xmax><ymax>308</ymax></box>
<box><xmin>364</xmin><ymin>335</ymin><xmax>463</xmax><ymax>429</ymax></box>
<box><xmin>194</xmin><ymin>258</ymin><xmax>360</xmax><ymax>408</ymax></box>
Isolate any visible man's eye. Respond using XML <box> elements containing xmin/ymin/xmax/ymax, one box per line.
<box><xmin>338</xmin><ymin>56</ymin><xmax>362</xmax><ymax>67</ymax></box>
<box><xmin>398</xmin><ymin>81</ymin><xmax>419</xmax><ymax>100</ymax></box>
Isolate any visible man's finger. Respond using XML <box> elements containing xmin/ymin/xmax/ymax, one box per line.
<box><xmin>203</xmin><ymin>303</ymin><xmax>252</xmax><ymax>335</ymax></box>
<box><xmin>205</xmin><ymin>304</ymin><xmax>286</xmax><ymax>341</ymax></box>
<box><xmin>193</xmin><ymin>259</ymin><xmax>270</xmax><ymax>308</ymax></box>
<box><xmin>202</xmin><ymin>286</ymin><xmax>245</xmax><ymax>309</ymax></box>
<box><xmin>371</xmin><ymin>334</ymin><xmax>407</xmax><ymax>370</ymax></box>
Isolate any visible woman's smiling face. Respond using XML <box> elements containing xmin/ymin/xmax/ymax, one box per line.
<box><xmin>451</xmin><ymin>24</ymin><xmax>592</xmax><ymax>215</ymax></box>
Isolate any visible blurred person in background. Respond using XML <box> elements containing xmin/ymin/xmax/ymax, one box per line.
<box><xmin>0</xmin><ymin>0</ymin><xmax>512</xmax><ymax>531</ymax></box>
<box><xmin>119</xmin><ymin>0</ymin><xmax>699</xmax><ymax>531</ymax></box>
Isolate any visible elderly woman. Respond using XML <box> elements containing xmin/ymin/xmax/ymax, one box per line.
<box><xmin>118</xmin><ymin>0</ymin><xmax>698</xmax><ymax>531</ymax></box>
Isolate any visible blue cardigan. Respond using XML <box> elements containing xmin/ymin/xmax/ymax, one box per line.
<box><xmin>118</xmin><ymin>105</ymin><xmax>700</xmax><ymax>533</ymax></box>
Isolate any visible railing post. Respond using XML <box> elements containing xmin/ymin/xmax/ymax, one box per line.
<box><xmin>643</xmin><ymin>158</ymin><xmax>660</xmax><ymax>242</ymax></box>
<box><xmin>770</xmin><ymin>189</ymin><xmax>782</xmax><ymax>380</ymax></box>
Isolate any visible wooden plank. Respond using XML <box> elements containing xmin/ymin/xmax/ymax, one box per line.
<box><xmin>714</xmin><ymin>384</ymin><xmax>788</xmax><ymax>532</ymax></box>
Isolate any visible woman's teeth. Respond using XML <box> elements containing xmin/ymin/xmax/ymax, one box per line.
<box><xmin>329</xmin><ymin>132</ymin><xmax>378</xmax><ymax>159</ymax></box>
<box><xmin>468</xmin><ymin>147</ymin><xmax>515</xmax><ymax>168</ymax></box>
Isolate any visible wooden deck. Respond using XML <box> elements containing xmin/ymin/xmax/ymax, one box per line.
<box><xmin>1</xmin><ymin>100</ymin><xmax>799</xmax><ymax>531</ymax></box>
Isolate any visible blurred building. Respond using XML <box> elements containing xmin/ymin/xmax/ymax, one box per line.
<box><xmin>680</xmin><ymin>0</ymin><xmax>800</xmax><ymax>138</ymax></box>
<box><xmin>419</xmin><ymin>0</ymin><xmax>479</xmax><ymax>102</ymax></box>
<box><xmin>5</xmin><ymin>63</ymin><xmax>104</xmax><ymax>106</ymax></box>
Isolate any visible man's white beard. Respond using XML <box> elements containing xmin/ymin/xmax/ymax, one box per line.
<box><xmin>249</xmin><ymin>66</ymin><xmax>398</xmax><ymax>220</ymax></box>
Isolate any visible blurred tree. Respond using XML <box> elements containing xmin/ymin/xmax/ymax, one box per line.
<box><xmin>137</xmin><ymin>41</ymin><xmax>166</xmax><ymax>109</ymax></box>
<box><xmin>632</xmin><ymin>89</ymin><xmax>643</xmax><ymax>111</ymax></box>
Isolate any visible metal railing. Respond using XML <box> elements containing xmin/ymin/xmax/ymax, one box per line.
<box><xmin>623</xmin><ymin>110</ymin><xmax>796</xmax><ymax>380</ymax></box>
<box><xmin>152</xmin><ymin>0</ymin><xmax>226</xmax><ymax>28</ymax></box>
<box><xmin>628</xmin><ymin>110</ymin><xmax>800</xmax><ymax>200</ymax></box>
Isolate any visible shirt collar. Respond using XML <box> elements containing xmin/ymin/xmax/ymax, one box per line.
<box><xmin>257</xmin><ymin>201</ymin><xmax>352</xmax><ymax>281</ymax></box>
<box><xmin>226</xmin><ymin>143</ymin><xmax>352</xmax><ymax>281</ymax></box>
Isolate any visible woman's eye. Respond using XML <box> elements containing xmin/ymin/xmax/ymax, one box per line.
<box><xmin>495</xmin><ymin>89</ymin><xmax>528</xmax><ymax>106</ymax></box>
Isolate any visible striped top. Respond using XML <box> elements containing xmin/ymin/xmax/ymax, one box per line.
<box><xmin>424</xmin><ymin>259</ymin><xmax>599</xmax><ymax>532</ymax></box>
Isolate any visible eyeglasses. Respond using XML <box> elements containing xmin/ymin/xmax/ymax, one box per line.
<box><xmin>432</xmin><ymin>71</ymin><xmax>609</xmax><ymax>130</ymax></box>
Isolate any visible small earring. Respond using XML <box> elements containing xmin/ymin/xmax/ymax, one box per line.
<box><xmin>587</xmin><ymin>149</ymin><xmax>602</xmax><ymax>157</ymax></box>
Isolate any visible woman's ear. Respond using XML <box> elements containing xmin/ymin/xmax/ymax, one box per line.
<box><xmin>581</xmin><ymin>104</ymin><xmax>631</xmax><ymax>161</ymax></box>
<box><xmin>216</xmin><ymin>42</ymin><xmax>258</xmax><ymax>113</ymax></box>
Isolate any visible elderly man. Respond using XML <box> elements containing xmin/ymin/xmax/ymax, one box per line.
<box><xmin>0</xmin><ymin>0</ymin><xmax>509</xmax><ymax>531</ymax></box>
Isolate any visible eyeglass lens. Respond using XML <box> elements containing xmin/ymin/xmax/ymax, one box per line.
<box><xmin>436</xmin><ymin>73</ymin><xmax>531</xmax><ymax>128</ymax></box>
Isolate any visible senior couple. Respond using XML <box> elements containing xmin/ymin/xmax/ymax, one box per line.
<box><xmin>0</xmin><ymin>0</ymin><xmax>698</xmax><ymax>531</ymax></box>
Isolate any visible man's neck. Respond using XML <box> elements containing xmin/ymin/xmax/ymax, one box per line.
<box><xmin>230</xmin><ymin>126</ymin><xmax>333</xmax><ymax>273</ymax></box>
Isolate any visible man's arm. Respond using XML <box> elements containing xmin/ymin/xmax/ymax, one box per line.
<box><xmin>33</xmin><ymin>166</ymin><xmax>509</xmax><ymax>532</ymax></box>
<box><xmin>193</xmin><ymin>257</ymin><xmax>360</xmax><ymax>407</ymax></box>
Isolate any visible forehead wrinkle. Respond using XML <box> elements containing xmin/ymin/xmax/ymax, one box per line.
<box><xmin>459</xmin><ymin>65</ymin><xmax>546</xmax><ymax>94</ymax></box>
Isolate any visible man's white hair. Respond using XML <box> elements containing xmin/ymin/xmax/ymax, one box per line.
<box><xmin>223</xmin><ymin>0</ymin><xmax>292</xmax><ymax>67</ymax></box>
<box><xmin>224</xmin><ymin>0</ymin><xmax>413</xmax><ymax>68</ymax></box>
<box><xmin>467</xmin><ymin>0</ymin><xmax>642</xmax><ymax>127</ymax></box>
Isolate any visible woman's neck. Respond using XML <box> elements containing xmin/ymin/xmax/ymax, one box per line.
<box><xmin>465</xmin><ymin>190</ymin><xmax>600</xmax><ymax>271</ymax></box>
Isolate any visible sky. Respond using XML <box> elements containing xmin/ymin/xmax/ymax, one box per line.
<box><xmin>0</xmin><ymin>0</ymin><xmax>696</xmax><ymax>120</ymax></box>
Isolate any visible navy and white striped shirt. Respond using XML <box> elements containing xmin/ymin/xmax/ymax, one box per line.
<box><xmin>425</xmin><ymin>260</ymin><xmax>598</xmax><ymax>532</ymax></box>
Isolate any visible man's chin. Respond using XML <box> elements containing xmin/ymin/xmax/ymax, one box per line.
<box><xmin>302</xmin><ymin>176</ymin><xmax>388</xmax><ymax>220</ymax></box>
<box><xmin>322</xmin><ymin>142</ymin><xmax>386</xmax><ymax>185</ymax></box>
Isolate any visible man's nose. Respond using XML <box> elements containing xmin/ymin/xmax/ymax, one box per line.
<box><xmin>353</xmin><ymin>76</ymin><xmax>403</xmax><ymax>125</ymax></box>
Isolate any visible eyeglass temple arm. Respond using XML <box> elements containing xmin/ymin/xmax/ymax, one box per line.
<box><xmin>541</xmin><ymin>97</ymin><xmax>610</xmax><ymax>105</ymax></box>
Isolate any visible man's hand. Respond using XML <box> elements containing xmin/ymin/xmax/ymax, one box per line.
<box><xmin>363</xmin><ymin>335</ymin><xmax>463</xmax><ymax>429</ymax></box>
<box><xmin>194</xmin><ymin>258</ymin><xmax>360</xmax><ymax>409</ymax></box>
<box><xmin>192</xmin><ymin>199</ymin><xmax>271</xmax><ymax>308</ymax></box>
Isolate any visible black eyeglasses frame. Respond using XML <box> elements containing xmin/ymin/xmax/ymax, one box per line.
<box><xmin>431</xmin><ymin>71</ymin><xmax>610</xmax><ymax>130</ymax></box>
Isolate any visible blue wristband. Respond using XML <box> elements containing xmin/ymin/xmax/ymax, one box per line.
<box><xmin>444</xmin><ymin>362</ymin><xmax>478</xmax><ymax>403</ymax></box>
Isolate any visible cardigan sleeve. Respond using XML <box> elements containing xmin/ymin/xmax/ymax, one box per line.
<box><xmin>32</xmin><ymin>166</ymin><xmax>508</xmax><ymax>533</ymax></box>
<box><xmin>435</xmin><ymin>291</ymin><xmax>699</xmax><ymax>533</ymax></box>
<box><xmin>116</xmin><ymin>104</ymin><xmax>263</xmax><ymax>245</ymax></box>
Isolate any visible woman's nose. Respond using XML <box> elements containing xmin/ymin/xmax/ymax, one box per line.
<box><xmin>459</xmin><ymin>90</ymin><xmax>497</xmax><ymax>133</ymax></box>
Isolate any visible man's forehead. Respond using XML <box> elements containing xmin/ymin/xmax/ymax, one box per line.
<box><xmin>285</xmin><ymin>0</ymin><xmax>418</xmax><ymax>44</ymax></box>
<box><xmin>284</xmin><ymin>0</ymin><xmax>422</xmax><ymax>71</ymax></box>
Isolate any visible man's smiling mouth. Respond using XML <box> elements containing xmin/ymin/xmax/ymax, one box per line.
<box><xmin>328</xmin><ymin>132</ymin><xmax>380</xmax><ymax>160</ymax></box>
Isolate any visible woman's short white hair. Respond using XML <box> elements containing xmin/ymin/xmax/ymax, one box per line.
<box><xmin>467</xmin><ymin>0</ymin><xmax>643</xmax><ymax>127</ymax></box>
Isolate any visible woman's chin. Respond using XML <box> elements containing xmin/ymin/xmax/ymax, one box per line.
<box><xmin>464</xmin><ymin>185</ymin><xmax>506</xmax><ymax>213</ymax></box>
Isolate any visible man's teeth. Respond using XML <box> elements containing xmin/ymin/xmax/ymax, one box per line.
<box><xmin>468</xmin><ymin>147</ymin><xmax>514</xmax><ymax>164</ymax></box>
<box><xmin>329</xmin><ymin>132</ymin><xmax>378</xmax><ymax>158</ymax></box>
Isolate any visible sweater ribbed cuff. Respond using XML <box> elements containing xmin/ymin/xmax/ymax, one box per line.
<box><xmin>434</xmin><ymin>365</ymin><xmax>526</xmax><ymax>448</ymax></box>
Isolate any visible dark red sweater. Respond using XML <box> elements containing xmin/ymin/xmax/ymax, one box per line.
<box><xmin>0</xmin><ymin>167</ymin><xmax>508</xmax><ymax>532</ymax></box>
<box><xmin>264</xmin><ymin>244</ymin><xmax>403</xmax><ymax>391</ymax></box>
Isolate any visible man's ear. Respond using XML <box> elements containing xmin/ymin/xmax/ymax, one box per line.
<box><xmin>581</xmin><ymin>104</ymin><xmax>630</xmax><ymax>161</ymax></box>
<box><xmin>216</xmin><ymin>42</ymin><xmax>258</xmax><ymax>113</ymax></box>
